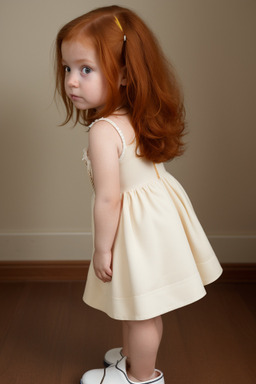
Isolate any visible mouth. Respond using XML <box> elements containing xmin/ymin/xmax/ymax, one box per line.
<box><xmin>70</xmin><ymin>94</ymin><xmax>83</xmax><ymax>101</ymax></box>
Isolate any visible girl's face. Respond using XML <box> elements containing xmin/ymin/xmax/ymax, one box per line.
<box><xmin>61</xmin><ymin>38</ymin><xmax>108</xmax><ymax>111</ymax></box>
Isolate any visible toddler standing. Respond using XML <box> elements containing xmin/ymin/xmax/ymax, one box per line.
<box><xmin>55</xmin><ymin>5</ymin><xmax>222</xmax><ymax>383</ymax></box>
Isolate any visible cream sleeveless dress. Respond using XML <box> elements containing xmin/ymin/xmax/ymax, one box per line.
<box><xmin>82</xmin><ymin>118</ymin><xmax>222</xmax><ymax>321</ymax></box>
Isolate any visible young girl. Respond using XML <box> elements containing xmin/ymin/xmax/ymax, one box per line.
<box><xmin>55</xmin><ymin>5</ymin><xmax>222</xmax><ymax>384</ymax></box>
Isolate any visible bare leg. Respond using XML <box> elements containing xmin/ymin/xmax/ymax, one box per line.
<box><xmin>122</xmin><ymin>320</ymin><xmax>129</xmax><ymax>357</ymax></box>
<box><xmin>122</xmin><ymin>316</ymin><xmax>163</xmax><ymax>382</ymax></box>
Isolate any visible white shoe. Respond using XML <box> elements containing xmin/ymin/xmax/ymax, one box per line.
<box><xmin>80</xmin><ymin>356</ymin><xmax>165</xmax><ymax>384</ymax></box>
<box><xmin>104</xmin><ymin>347</ymin><xmax>123</xmax><ymax>366</ymax></box>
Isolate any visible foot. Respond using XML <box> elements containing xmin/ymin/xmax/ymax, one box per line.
<box><xmin>80</xmin><ymin>357</ymin><xmax>165</xmax><ymax>384</ymax></box>
<box><xmin>104</xmin><ymin>347</ymin><xmax>124</xmax><ymax>366</ymax></box>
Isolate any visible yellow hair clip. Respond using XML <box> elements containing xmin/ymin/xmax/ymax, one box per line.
<box><xmin>114</xmin><ymin>16</ymin><xmax>127</xmax><ymax>42</ymax></box>
<box><xmin>114</xmin><ymin>16</ymin><xmax>123</xmax><ymax>32</ymax></box>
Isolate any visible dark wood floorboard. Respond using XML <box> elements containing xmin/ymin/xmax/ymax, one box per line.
<box><xmin>0</xmin><ymin>282</ymin><xmax>255</xmax><ymax>384</ymax></box>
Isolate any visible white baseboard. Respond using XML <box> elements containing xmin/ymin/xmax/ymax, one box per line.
<box><xmin>0</xmin><ymin>233</ymin><xmax>255</xmax><ymax>263</ymax></box>
<box><xmin>0</xmin><ymin>232</ymin><xmax>93</xmax><ymax>261</ymax></box>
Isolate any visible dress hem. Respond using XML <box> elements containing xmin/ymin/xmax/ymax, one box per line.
<box><xmin>83</xmin><ymin>266</ymin><xmax>222</xmax><ymax>321</ymax></box>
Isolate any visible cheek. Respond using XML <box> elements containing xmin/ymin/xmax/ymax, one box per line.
<box><xmin>88</xmin><ymin>75</ymin><xmax>108</xmax><ymax>101</ymax></box>
<box><xmin>99</xmin><ymin>76</ymin><xmax>108</xmax><ymax>98</ymax></box>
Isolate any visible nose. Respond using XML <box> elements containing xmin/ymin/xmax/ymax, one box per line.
<box><xmin>66</xmin><ymin>72</ymin><xmax>79</xmax><ymax>88</ymax></box>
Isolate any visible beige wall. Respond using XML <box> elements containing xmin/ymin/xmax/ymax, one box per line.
<box><xmin>0</xmin><ymin>0</ymin><xmax>255</xmax><ymax>262</ymax></box>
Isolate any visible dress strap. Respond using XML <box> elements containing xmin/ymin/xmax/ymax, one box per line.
<box><xmin>89</xmin><ymin>117</ymin><xmax>127</xmax><ymax>160</ymax></box>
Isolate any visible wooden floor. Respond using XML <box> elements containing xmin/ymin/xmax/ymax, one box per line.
<box><xmin>0</xmin><ymin>282</ymin><xmax>255</xmax><ymax>384</ymax></box>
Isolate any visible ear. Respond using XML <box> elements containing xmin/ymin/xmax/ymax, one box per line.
<box><xmin>120</xmin><ymin>77</ymin><xmax>127</xmax><ymax>86</ymax></box>
<box><xmin>119</xmin><ymin>67</ymin><xmax>127</xmax><ymax>86</ymax></box>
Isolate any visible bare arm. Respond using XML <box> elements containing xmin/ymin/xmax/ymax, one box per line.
<box><xmin>89</xmin><ymin>121</ymin><xmax>122</xmax><ymax>283</ymax></box>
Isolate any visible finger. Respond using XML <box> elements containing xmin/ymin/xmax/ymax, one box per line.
<box><xmin>96</xmin><ymin>272</ymin><xmax>110</xmax><ymax>283</ymax></box>
<box><xmin>105</xmin><ymin>267</ymin><xmax>113</xmax><ymax>277</ymax></box>
<box><xmin>102</xmin><ymin>272</ymin><xmax>112</xmax><ymax>283</ymax></box>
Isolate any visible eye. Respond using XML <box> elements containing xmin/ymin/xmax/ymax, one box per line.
<box><xmin>82</xmin><ymin>66</ymin><xmax>92</xmax><ymax>75</ymax></box>
<box><xmin>63</xmin><ymin>65</ymin><xmax>70</xmax><ymax>73</ymax></box>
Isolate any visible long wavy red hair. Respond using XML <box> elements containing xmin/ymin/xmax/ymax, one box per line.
<box><xmin>55</xmin><ymin>5</ymin><xmax>186</xmax><ymax>162</ymax></box>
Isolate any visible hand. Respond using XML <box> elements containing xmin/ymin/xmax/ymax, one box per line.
<box><xmin>93</xmin><ymin>250</ymin><xmax>113</xmax><ymax>283</ymax></box>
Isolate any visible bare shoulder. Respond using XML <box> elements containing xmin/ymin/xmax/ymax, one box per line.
<box><xmin>89</xmin><ymin>112</ymin><xmax>134</xmax><ymax>156</ymax></box>
<box><xmin>89</xmin><ymin>119</ymin><xmax>120</xmax><ymax>145</ymax></box>
<box><xmin>89</xmin><ymin>118</ymin><xmax>116</xmax><ymax>137</ymax></box>
<box><xmin>88</xmin><ymin>119</ymin><xmax>121</xmax><ymax>159</ymax></box>
<box><xmin>107</xmin><ymin>111</ymin><xmax>135</xmax><ymax>145</ymax></box>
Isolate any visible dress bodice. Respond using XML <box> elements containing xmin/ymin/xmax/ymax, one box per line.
<box><xmin>82</xmin><ymin>117</ymin><xmax>163</xmax><ymax>193</ymax></box>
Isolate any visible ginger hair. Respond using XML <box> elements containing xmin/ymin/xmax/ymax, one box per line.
<box><xmin>55</xmin><ymin>5</ymin><xmax>186</xmax><ymax>162</ymax></box>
